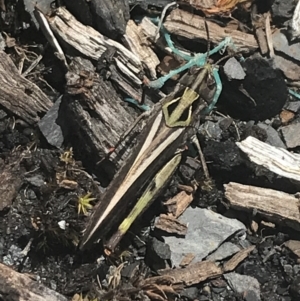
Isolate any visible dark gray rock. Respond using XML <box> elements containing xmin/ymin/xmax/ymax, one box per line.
<box><xmin>224</xmin><ymin>272</ymin><xmax>261</xmax><ymax>301</ymax></box>
<box><xmin>281</xmin><ymin>123</ymin><xmax>300</xmax><ymax>148</ymax></box>
<box><xmin>24</xmin><ymin>0</ymin><xmax>53</xmax><ymax>28</ymax></box>
<box><xmin>207</xmin><ymin>242</ymin><xmax>241</xmax><ymax>261</ymax></box>
<box><xmin>181</xmin><ymin>287</ymin><xmax>199</xmax><ymax>300</ymax></box>
<box><xmin>38</xmin><ymin>96</ymin><xmax>64</xmax><ymax>148</ymax></box>
<box><xmin>257</xmin><ymin>123</ymin><xmax>286</xmax><ymax>149</ymax></box>
<box><xmin>25</xmin><ymin>174</ymin><xmax>45</xmax><ymax>187</ymax></box>
<box><xmin>146</xmin><ymin>237</ymin><xmax>171</xmax><ymax>270</ymax></box>
<box><xmin>163</xmin><ymin>207</ymin><xmax>246</xmax><ymax>267</ymax></box>
<box><xmin>286</xmin><ymin>101</ymin><xmax>300</xmax><ymax>113</ymax></box>
<box><xmin>271</xmin><ymin>0</ymin><xmax>295</xmax><ymax>24</ymax></box>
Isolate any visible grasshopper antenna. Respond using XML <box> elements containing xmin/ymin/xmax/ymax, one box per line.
<box><xmin>214</xmin><ymin>49</ymin><xmax>246</xmax><ymax>66</ymax></box>
<box><xmin>204</xmin><ymin>19</ymin><xmax>211</xmax><ymax>65</ymax></box>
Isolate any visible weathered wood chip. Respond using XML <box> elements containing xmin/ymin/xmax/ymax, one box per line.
<box><xmin>163</xmin><ymin>191</ymin><xmax>194</xmax><ymax>218</ymax></box>
<box><xmin>47</xmin><ymin>7</ymin><xmax>142</xmax><ymax>76</ymax></box>
<box><xmin>0</xmin><ymin>51</ymin><xmax>52</xmax><ymax>124</ymax></box>
<box><xmin>223</xmin><ymin>245</ymin><xmax>256</xmax><ymax>272</ymax></box>
<box><xmin>125</xmin><ymin>20</ymin><xmax>159</xmax><ymax>79</ymax></box>
<box><xmin>158</xmin><ymin>261</ymin><xmax>222</xmax><ymax>286</ymax></box>
<box><xmin>164</xmin><ymin>9</ymin><xmax>258</xmax><ymax>51</ymax></box>
<box><xmin>0</xmin><ymin>263</ymin><xmax>68</xmax><ymax>301</ymax></box>
<box><xmin>224</xmin><ymin>182</ymin><xmax>300</xmax><ymax>231</ymax></box>
<box><xmin>155</xmin><ymin>214</ymin><xmax>188</xmax><ymax>236</ymax></box>
<box><xmin>236</xmin><ymin>136</ymin><xmax>300</xmax><ymax>182</ymax></box>
<box><xmin>284</xmin><ymin>240</ymin><xmax>300</xmax><ymax>258</ymax></box>
<box><xmin>179</xmin><ymin>253</ymin><xmax>195</xmax><ymax>268</ymax></box>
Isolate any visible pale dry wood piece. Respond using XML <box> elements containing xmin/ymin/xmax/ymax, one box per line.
<box><xmin>251</xmin><ymin>220</ymin><xmax>259</xmax><ymax>233</ymax></box>
<box><xmin>0</xmin><ymin>51</ymin><xmax>52</xmax><ymax>124</ymax></box>
<box><xmin>179</xmin><ymin>253</ymin><xmax>195</xmax><ymax>267</ymax></box>
<box><xmin>164</xmin><ymin>9</ymin><xmax>258</xmax><ymax>51</ymax></box>
<box><xmin>224</xmin><ymin>182</ymin><xmax>300</xmax><ymax>231</ymax></box>
<box><xmin>284</xmin><ymin>240</ymin><xmax>300</xmax><ymax>257</ymax></box>
<box><xmin>164</xmin><ymin>191</ymin><xmax>194</xmax><ymax>218</ymax></box>
<box><xmin>236</xmin><ymin>136</ymin><xmax>300</xmax><ymax>183</ymax></box>
<box><xmin>223</xmin><ymin>245</ymin><xmax>256</xmax><ymax>272</ymax></box>
<box><xmin>125</xmin><ymin>20</ymin><xmax>160</xmax><ymax>79</ymax></box>
<box><xmin>47</xmin><ymin>7</ymin><xmax>142</xmax><ymax>79</ymax></box>
<box><xmin>158</xmin><ymin>261</ymin><xmax>222</xmax><ymax>286</ymax></box>
<box><xmin>155</xmin><ymin>214</ymin><xmax>188</xmax><ymax>235</ymax></box>
<box><xmin>260</xmin><ymin>220</ymin><xmax>275</xmax><ymax>228</ymax></box>
<box><xmin>0</xmin><ymin>263</ymin><xmax>68</xmax><ymax>301</ymax></box>
<box><xmin>251</xmin><ymin>10</ymin><xmax>268</xmax><ymax>55</ymax></box>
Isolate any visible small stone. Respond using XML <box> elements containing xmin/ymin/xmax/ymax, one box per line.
<box><xmin>272</xmin><ymin>30</ymin><xmax>300</xmax><ymax>63</ymax></box>
<box><xmin>146</xmin><ymin>237</ymin><xmax>171</xmax><ymax>270</ymax></box>
<box><xmin>281</xmin><ymin>123</ymin><xmax>300</xmax><ymax>148</ymax></box>
<box><xmin>25</xmin><ymin>174</ymin><xmax>45</xmax><ymax>187</ymax></box>
<box><xmin>121</xmin><ymin>261</ymin><xmax>140</xmax><ymax>279</ymax></box>
<box><xmin>224</xmin><ymin>57</ymin><xmax>246</xmax><ymax>80</ymax></box>
<box><xmin>286</xmin><ymin>101</ymin><xmax>300</xmax><ymax>113</ymax></box>
<box><xmin>224</xmin><ymin>272</ymin><xmax>261</xmax><ymax>300</ymax></box>
<box><xmin>163</xmin><ymin>207</ymin><xmax>246</xmax><ymax>267</ymax></box>
<box><xmin>181</xmin><ymin>287</ymin><xmax>199</xmax><ymax>300</ymax></box>
<box><xmin>38</xmin><ymin>96</ymin><xmax>64</xmax><ymax>148</ymax></box>
<box><xmin>257</xmin><ymin>123</ymin><xmax>286</xmax><ymax>149</ymax></box>
<box><xmin>244</xmin><ymin>290</ymin><xmax>260</xmax><ymax>301</ymax></box>
<box><xmin>271</xmin><ymin>1</ymin><xmax>294</xmax><ymax>23</ymax></box>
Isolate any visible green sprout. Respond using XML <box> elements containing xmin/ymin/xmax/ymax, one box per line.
<box><xmin>77</xmin><ymin>192</ymin><xmax>96</xmax><ymax>215</ymax></box>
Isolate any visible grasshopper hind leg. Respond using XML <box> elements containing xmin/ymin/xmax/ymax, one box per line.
<box><xmin>202</xmin><ymin>67</ymin><xmax>222</xmax><ymax>115</ymax></box>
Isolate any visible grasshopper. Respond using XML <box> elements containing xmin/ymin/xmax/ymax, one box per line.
<box><xmin>79</xmin><ymin>35</ymin><xmax>234</xmax><ymax>251</ymax></box>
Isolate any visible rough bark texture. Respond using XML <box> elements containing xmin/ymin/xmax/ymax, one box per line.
<box><xmin>225</xmin><ymin>182</ymin><xmax>300</xmax><ymax>231</ymax></box>
<box><xmin>0</xmin><ymin>263</ymin><xmax>68</xmax><ymax>301</ymax></box>
<box><xmin>0</xmin><ymin>51</ymin><xmax>52</xmax><ymax>125</ymax></box>
<box><xmin>164</xmin><ymin>9</ymin><xmax>258</xmax><ymax>51</ymax></box>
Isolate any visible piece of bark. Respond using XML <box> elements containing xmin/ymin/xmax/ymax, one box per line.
<box><xmin>0</xmin><ymin>150</ymin><xmax>25</xmax><ymax>210</ymax></box>
<box><xmin>236</xmin><ymin>136</ymin><xmax>300</xmax><ymax>183</ymax></box>
<box><xmin>158</xmin><ymin>261</ymin><xmax>222</xmax><ymax>286</ymax></box>
<box><xmin>224</xmin><ymin>182</ymin><xmax>300</xmax><ymax>231</ymax></box>
<box><xmin>164</xmin><ymin>191</ymin><xmax>194</xmax><ymax>218</ymax></box>
<box><xmin>179</xmin><ymin>253</ymin><xmax>195</xmax><ymax>267</ymax></box>
<box><xmin>155</xmin><ymin>214</ymin><xmax>188</xmax><ymax>235</ymax></box>
<box><xmin>63</xmin><ymin>68</ymin><xmax>137</xmax><ymax>176</ymax></box>
<box><xmin>251</xmin><ymin>12</ymin><xmax>269</xmax><ymax>55</ymax></box>
<box><xmin>0</xmin><ymin>263</ymin><xmax>68</xmax><ymax>301</ymax></box>
<box><xmin>223</xmin><ymin>245</ymin><xmax>256</xmax><ymax>272</ymax></box>
<box><xmin>284</xmin><ymin>240</ymin><xmax>300</xmax><ymax>258</ymax></box>
<box><xmin>164</xmin><ymin>9</ymin><xmax>258</xmax><ymax>51</ymax></box>
<box><xmin>0</xmin><ymin>50</ymin><xmax>52</xmax><ymax>124</ymax></box>
<box><xmin>47</xmin><ymin>7</ymin><xmax>141</xmax><ymax>75</ymax></box>
<box><xmin>124</xmin><ymin>19</ymin><xmax>159</xmax><ymax>79</ymax></box>
<box><xmin>46</xmin><ymin>7</ymin><xmax>143</xmax><ymax>100</ymax></box>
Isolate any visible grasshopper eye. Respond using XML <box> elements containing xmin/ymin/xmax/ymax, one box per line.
<box><xmin>188</xmin><ymin>66</ymin><xmax>200</xmax><ymax>76</ymax></box>
<box><xmin>206</xmin><ymin>73</ymin><xmax>216</xmax><ymax>88</ymax></box>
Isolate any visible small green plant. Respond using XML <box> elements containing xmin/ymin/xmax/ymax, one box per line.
<box><xmin>77</xmin><ymin>192</ymin><xmax>96</xmax><ymax>215</ymax></box>
<box><xmin>60</xmin><ymin>147</ymin><xmax>75</xmax><ymax>165</ymax></box>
